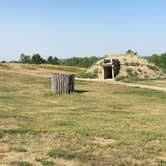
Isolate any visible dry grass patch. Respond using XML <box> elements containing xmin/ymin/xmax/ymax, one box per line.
<box><xmin>0</xmin><ymin>143</ymin><xmax>10</xmax><ymax>153</ymax></box>
<box><xmin>0</xmin><ymin>118</ymin><xmax>19</xmax><ymax>130</ymax></box>
<box><xmin>92</xmin><ymin>137</ymin><xmax>117</xmax><ymax>146</ymax></box>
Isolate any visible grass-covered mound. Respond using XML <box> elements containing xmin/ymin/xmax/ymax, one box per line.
<box><xmin>88</xmin><ymin>54</ymin><xmax>166</xmax><ymax>81</ymax></box>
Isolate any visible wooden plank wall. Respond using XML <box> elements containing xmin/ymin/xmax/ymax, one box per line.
<box><xmin>51</xmin><ymin>73</ymin><xmax>75</xmax><ymax>94</ymax></box>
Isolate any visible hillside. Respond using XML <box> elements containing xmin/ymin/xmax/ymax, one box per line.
<box><xmin>88</xmin><ymin>54</ymin><xmax>166</xmax><ymax>80</ymax></box>
<box><xmin>0</xmin><ymin>63</ymin><xmax>86</xmax><ymax>77</ymax></box>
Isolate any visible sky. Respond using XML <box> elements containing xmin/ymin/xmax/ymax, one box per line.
<box><xmin>0</xmin><ymin>0</ymin><xmax>166</xmax><ymax>61</ymax></box>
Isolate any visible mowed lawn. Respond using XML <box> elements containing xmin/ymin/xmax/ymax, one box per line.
<box><xmin>0</xmin><ymin>70</ymin><xmax>166</xmax><ymax>166</ymax></box>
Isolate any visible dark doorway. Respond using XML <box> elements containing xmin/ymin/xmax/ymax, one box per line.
<box><xmin>104</xmin><ymin>66</ymin><xmax>112</xmax><ymax>79</ymax></box>
<box><xmin>112</xmin><ymin>59</ymin><xmax>120</xmax><ymax>77</ymax></box>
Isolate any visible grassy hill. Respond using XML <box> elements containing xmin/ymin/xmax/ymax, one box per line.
<box><xmin>0</xmin><ymin>63</ymin><xmax>166</xmax><ymax>165</ymax></box>
<box><xmin>0</xmin><ymin>63</ymin><xmax>86</xmax><ymax>76</ymax></box>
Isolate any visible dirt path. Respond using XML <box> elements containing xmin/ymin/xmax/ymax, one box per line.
<box><xmin>1</xmin><ymin>69</ymin><xmax>166</xmax><ymax>92</ymax></box>
<box><xmin>76</xmin><ymin>78</ymin><xmax>166</xmax><ymax>92</ymax></box>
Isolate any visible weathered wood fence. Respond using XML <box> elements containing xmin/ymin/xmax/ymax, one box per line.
<box><xmin>51</xmin><ymin>73</ymin><xmax>75</xmax><ymax>94</ymax></box>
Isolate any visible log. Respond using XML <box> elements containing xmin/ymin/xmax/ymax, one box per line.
<box><xmin>51</xmin><ymin>73</ymin><xmax>75</xmax><ymax>94</ymax></box>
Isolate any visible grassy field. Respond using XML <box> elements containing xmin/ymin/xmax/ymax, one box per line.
<box><xmin>0</xmin><ymin>63</ymin><xmax>86</xmax><ymax>76</ymax></box>
<box><xmin>125</xmin><ymin>79</ymin><xmax>166</xmax><ymax>88</ymax></box>
<box><xmin>0</xmin><ymin>64</ymin><xmax>166</xmax><ymax>165</ymax></box>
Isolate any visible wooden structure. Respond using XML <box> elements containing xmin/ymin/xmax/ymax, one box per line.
<box><xmin>51</xmin><ymin>73</ymin><xmax>75</xmax><ymax>94</ymax></box>
<box><xmin>100</xmin><ymin>59</ymin><xmax>120</xmax><ymax>79</ymax></box>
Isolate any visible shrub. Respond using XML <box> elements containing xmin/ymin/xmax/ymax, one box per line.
<box><xmin>126</xmin><ymin>68</ymin><xmax>133</xmax><ymax>76</ymax></box>
<box><xmin>115</xmin><ymin>76</ymin><xmax>126</xmax><ymax>81</ymax></box>
<box><xmin>126</xmin><ymin>68</ymin><xmax>139</xmax><ymax>78</ymax></box>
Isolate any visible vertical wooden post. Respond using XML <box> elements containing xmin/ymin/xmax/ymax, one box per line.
<box><xmin>112</xmin><ymin>65</ymin><xmax>115</xmax><ymax>79</ymax></box>
<box><xmin>51</xmin><ymin>73</ymin><xmax>75</xmax><ymax>94</ymax></box>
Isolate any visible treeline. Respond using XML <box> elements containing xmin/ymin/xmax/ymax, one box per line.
<box><xmin>145</xmin><ymin>53</ymin><xmax>166</xmax><ymax>73</ymax></box>
<box><xmin>19</xmin><ymin>53</ymin><xmax>101</xmax><ymax>68</ymax></box>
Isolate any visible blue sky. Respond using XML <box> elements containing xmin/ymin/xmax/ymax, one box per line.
<box><xmin>0</xmin><ymin>0</ymin><xmax>166</xmax><ymax>60</ymax></box>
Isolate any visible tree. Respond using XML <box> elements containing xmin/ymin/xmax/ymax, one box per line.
<box><xmin>126</xmin><ymin>49</ymin><xmax>137</xmax><ymax>55</ymax></box>
<box><xmin>147</xmin><ymin>53</ymin><xmax>166</xmax><ymax>73</ymax></box>
<box><xmin>47</xmin><ymin>56</ymin><xmax>59</xmax><ymax>65</ymax></box>
<box><xmin>31</xmin><ymin>54</ymin><xmax>46</xmax><ymax>64</ymax></box>
<box><xmin>20</xmin><ymin>53</ymin><xmax>31</xmax><ymax>64</ymax></box>
<box><xmin>60</xmin><ymin>56</ymin><xmax>100</xmax><ymax>68</ymax></box>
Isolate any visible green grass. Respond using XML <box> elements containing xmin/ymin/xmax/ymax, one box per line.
<box><xmin>115</xmin><ymin>76</ymin><xmax>126</xmax><ymax>81</ymax></box>
<box><xmin>37</xmin><ymin>64</ymin><xmax>86</xmax><ymax>73</ymax></box>
<box><xmin>48</xmin><ymin>148</ymin><xmax>75</xmax><ymax>160</ymax></box>
<box><xmin>0</xmin><ymin>69</ymin><xmax>166</xmax><ymax>165</ymax></box>
<box><xmin>13</xmin><ymin>147</ymin><xmax>27</xmax><ymax>152</ymax></box>
<box><xmin>0</xmin><ymin>63</ymin><xmax>10</xmax><ymax>69</ymax></box>
<box><xmin>11</xmin><ymin>161</ymin><xmax>32</xmax><ymax>166</ymax></box>
<box><xmin>36</xmin><ymin>158</ymin><xmax>54</xmax><ymax>166</ymax></box>
<box><xmin>125</xmin><ymin>79</ymin><xmax>166</xmax><ymax>88</ymax></box>
<box><xmin>76</xmin><ymin>71</ymin><xmax>98</xmax><ymax>78</ymax></box>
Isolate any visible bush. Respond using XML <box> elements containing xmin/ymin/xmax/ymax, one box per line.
<box><xmin>126</xmin><ymin>68</ymin><xmax>139</xmax><ymax>78</ymax></box>
<box><xmin>126</xmin><ymin>68</ymin><xmax>133</xmax><ymax>76</ymax></box>
<box><xmin>115</xmin><ymin>76</ymin><xmax>126</xmax><ymax>81</ymax></box>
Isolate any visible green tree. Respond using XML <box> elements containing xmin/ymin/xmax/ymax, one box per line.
<box><xmin>20</xmin><ymin>53</ymin><xmax>31</xmax><ymax>64</ymax></box>
<box><xmin>126</xmin><ymin>49</ymin><xmax>137</xmax><ymax>55</ymax></box>
<box><xmin>31</xmin><ymin>54</ymin><xmax>46</xmax><ymax>64</ymax></box>
<box><xmin>47</xmin><ymin>56</ymin><xmax>59</xmax><ymax>65</ymax></box>
<box><xmin>60</xmin><ymin>56</ymin><xmax>100</xmax><ymax>68</ymax></box>
<box><xmin>147</xmin><ymin>53</ymin><xmax>166</xmax><ymax>73</ymax></box>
